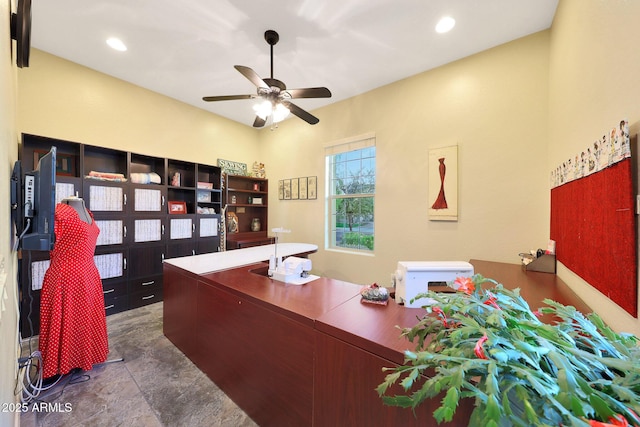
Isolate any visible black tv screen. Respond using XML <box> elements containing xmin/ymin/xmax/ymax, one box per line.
<box><xmin>22</xmin><ymin>146</ymin><xmax>56</xmax><ymax>251</ymax></box>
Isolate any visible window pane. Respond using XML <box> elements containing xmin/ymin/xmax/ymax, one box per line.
<box><xmin>326</xmin><ymin>143</ymin><xmax>375</xmax><ymax>253</ymax></box>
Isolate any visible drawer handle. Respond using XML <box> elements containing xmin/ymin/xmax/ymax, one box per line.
<box><xmin>103</xmin><ymin>288</ymin><xmax>115</xmax><ymax>294</ymax></box>
<box><xmin>142</xmin><ymin>280</ymin><xmax>155</xmax><ymax>286</ymax></box>
<box><xmin>162</xmin><ymin>195</ymin><xmax>165</xmax><ymax>206</ymax></box>
<box><xmin>123</xmin><ymin>225</ymin><xmax>127</xmax><ymax>238</ymax></box>
<box><xmin>123</xmin><ymin>194</ymin><xmax>127</xmax><ymax>206</ymax></box>
<box><xmin>105</xmin><ymin>304</ymin><xmax>115</xmax><ymax>310</ymax></box>
<box><xmin>142</xmin><ymin>294</ymin><xmax>155</xmax><ymax>300</ymax></box>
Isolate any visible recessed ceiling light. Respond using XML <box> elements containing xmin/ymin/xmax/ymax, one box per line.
<box><xmin>435</xmin><ymin>16</ymin><xmax>455</xmax><ymax>34</ymax></box>
<box><xmin>106</xmin><ymin>37</ymin><xmax>127</xmax><ymax>52</ymax></box>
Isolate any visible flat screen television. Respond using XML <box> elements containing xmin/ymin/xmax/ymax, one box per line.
<box><xmin>21</xmin><ymin>146</ymin><xmax>57</xmax><ymax>251</ymax></box>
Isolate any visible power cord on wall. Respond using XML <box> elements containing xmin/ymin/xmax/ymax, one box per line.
<box><xmin>15</xmin><ymin>350</ymin><xmax>63</xmax><ymax>404</ymax></box>
<box><xmin>16</xmin><ymin>355</ymin><xmax>90</xmax><ymax>406</ymax></box>
<box><xmin>14</xmin><ymin>244</ymin><xmax>52</xmax><ymax>405</ymax></box>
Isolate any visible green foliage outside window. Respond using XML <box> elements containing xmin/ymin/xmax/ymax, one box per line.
<box><xmin>327</xmin><ymin>145</ymin><xmax>375</xmax><ymax>252</ymax></box>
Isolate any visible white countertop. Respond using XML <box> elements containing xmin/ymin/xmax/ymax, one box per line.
<box><xmin>163</xmin><ymin>243</ymin><xmax>319</xmax><ymax>275</ymax></box>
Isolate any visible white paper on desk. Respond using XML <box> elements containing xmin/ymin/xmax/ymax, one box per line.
<box><xmin>286</xmin><ymin>274</ymin><xmax>320</xmax><ymax>285</ymax></box>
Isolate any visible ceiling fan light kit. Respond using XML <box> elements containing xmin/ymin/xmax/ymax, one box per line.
<box><xmin>203</xmin><ymin>30</ymin><xmax>331</xmax><ymax>128</ymax></box>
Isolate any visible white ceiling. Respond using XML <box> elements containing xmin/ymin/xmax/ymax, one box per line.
<box><xmin>30</xmin><ymin>0</ymin><xmax>558</xmax><ymax>128</ymax></box>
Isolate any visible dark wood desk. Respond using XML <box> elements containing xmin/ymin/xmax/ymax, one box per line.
<box><xmin>164</xmin><ymin>262</ymin><xmax>361</xmax><ymax>426</ymax></box>
<box><xmin>164</xmin><ymin>259</ymin><xmax>590</xmax><ymax>426</ymax></box>
<box><xmin>470</xmin><ymin>259</ymin><xmax>592</xmax><ymax>315</ymax></box>
<box><xmin>312</xmin><ymin>260</ymin><xmax>592</xmax><ymax>426</ymax></box>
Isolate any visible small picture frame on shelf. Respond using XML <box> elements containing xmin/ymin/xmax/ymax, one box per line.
<box><xmin>168</xmin><ymin>201</ymin><xmax>187</xmax><ymax>214</ymax></box>
<box><xmin>197</xmin><ymin>191</ymin><xmax>211</xmax><ymax>203</ymax></box>
<box><xmin>252</xmin><ymin>197</ymin><xmax>263</xmax><ymax>205</ymax></box>
<box><xmin>35</xmin><ymin>149</ymin><xmax>76</xmax><ymax>177</ymax></box>
<box><xmin>197</xmin><ymin>181</ymin><xmax>213</xmax><ymax>189</ymax></box>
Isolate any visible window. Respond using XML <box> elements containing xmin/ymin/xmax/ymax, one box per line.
<box><xmin>325</xmin><ymin>135</ymin><xmax>376</xmax><ymax>252</ymax></box>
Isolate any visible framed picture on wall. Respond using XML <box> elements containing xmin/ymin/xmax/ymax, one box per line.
<box><xmin>291</xmin><ymin>178</ymin><xmax>299</xmax><ymax>200</ymax></box>
<box><xmin>299</xmin><ymin>177</ymin><xmax>308</xmax><ymax>200</ymax></box>
<box><xmin>284</xmin><ymin>179</ymin><xmax>291</xmax><ymax>200</ymax></box>
<box><xmin>278</xmin><ymin>180</ymin><xmax>284</xmax><ymax>200</ymax></box>
<box><xmin>307</xmin><ymin>176</ymin><xmax>317</xmax><ymax>199</ymax></box>
<box><xmin>428</xmin><ymin>145</ymin><xmax>458</xmax><ymax>221</ymax></box>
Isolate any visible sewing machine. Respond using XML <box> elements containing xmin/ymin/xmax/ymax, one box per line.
<box><xmin>269</xmin><ymin>256</ymin><xmax>313</xmax><ymax>284</ymax></box>
<box><xmin>393</xmin><ymin>261</ymin><xmax>474</xmax><ymax>308</ymax></box>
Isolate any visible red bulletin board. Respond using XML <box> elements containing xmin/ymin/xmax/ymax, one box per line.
<box><xmin>550</xmin><ymin>158</ymin><xmax>637</xmax><ymax>317</ymax></box>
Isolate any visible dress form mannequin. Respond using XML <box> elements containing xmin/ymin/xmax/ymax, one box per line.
<box><xmin>61</xmin><ymin>196</ymin><xmax>92</xmax><ymax>224</ymax></box>
<box><xmin>40</xmin><ymin>196</ymin><xmax>108</xmax><ymax>378</ymax></box>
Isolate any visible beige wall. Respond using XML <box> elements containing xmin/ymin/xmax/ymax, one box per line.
<box><xmin>18</xmin><ymin>49</ymin><xmax>259</xmax><ymax>165</ymax></box>
<box><xmin>1</xmin><ymin>0</ymin><xmax>20</xmax><ymax>424</ymax></box>
<box><xmin>261</xmin><ymin>31</ymin><xmax>551</xmax><ymax>286</ymax></box>
<box><xmin>548</xmin><ymin>0</ymin><xmax>640</xmax><ymax>335</ymax></box>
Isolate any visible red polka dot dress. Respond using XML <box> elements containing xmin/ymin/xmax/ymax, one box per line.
<box><xmin>39</xmin><ymin>203</ymin><xmax>109</xmax><ymax>378</ymax></box>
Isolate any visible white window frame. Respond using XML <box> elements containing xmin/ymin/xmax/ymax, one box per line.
<box><xmin>325</xmin><ymin>133</ymin><xmax>376</xmax><ymax>254</ymax></box>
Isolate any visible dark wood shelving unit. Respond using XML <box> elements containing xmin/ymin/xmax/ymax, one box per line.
<box><xmin>18</xmin><ymin>133</ymin><xmax>223</xmax><ymax>338</ymax></box>
<box><xmin>225</xmin><ymin>175</ymin><xmax>274</xmax><ymax>249</ymax></box>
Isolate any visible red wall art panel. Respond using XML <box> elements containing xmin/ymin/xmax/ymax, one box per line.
<box><xmin>550</xmin><ymin>158</ymin><xmax>637</xmax><ymax>317</ymax></box>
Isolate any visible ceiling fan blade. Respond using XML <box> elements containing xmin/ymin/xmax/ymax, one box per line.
<box><xmin>286</xmin><ymin>87</ymin><xmax>332</xmax><ymax>99</ymax></box>
<box><xmin>202</xmin><ymin>94</ymin><xmax>255</xmax><ymax>102</ymax></box>
<box><xmin>282</xmin><ymin>101</ymin><xmax>320</xmax><ymax>125</ymax></box>
<box><xmin>234</xmin><ymin>65</ymin><xmax>269</xmax><ymax>89</ymax></box>
<box><xmin>253</xmin><ymin>116</ymin><xmax>266</xmax><ymax>128</ymax></box>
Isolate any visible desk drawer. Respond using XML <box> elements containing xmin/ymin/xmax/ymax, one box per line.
<box><xmin>102</xmin><ymin>280</ymin><xmax>127</xmax><ymax>299</ymax></box>
<box><xmin>130</xmin><ymin>289</ymin><xmax>163</xmax><ymax>309</ymax></box>
<box><xmin>129</xmin><ymin>275</ymin><xmax>163</xmax><ymax>294</ymax></box>
<box><xmin>104</xmin><ymin>294</ymin><xmax>129</xmax><ymax>316</ymax></box>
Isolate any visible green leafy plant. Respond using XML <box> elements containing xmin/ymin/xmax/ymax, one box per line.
<box><xmin>376</xmin><ymin>275</ymin><xmax>640</xmax><ymax>426</ymax></box>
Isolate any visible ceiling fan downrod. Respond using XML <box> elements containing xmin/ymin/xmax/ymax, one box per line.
<box><xmin>264</xmin><ymin>30</ymin><xmax>279</xmax><ymax>80</ymax></box>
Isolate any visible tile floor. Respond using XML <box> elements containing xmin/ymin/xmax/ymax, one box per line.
<box><xmin>19</xmin><ymin>302</ymin><xmax>257</xmax><ymax>427</ymax></box>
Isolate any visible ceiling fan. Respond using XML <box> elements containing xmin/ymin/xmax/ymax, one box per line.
<box><xmin>203</xmin><ymin>30</ymin><xmax>332</xmax><ymax>128</ymax></box>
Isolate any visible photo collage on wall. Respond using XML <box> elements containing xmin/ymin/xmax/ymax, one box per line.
<box><xmin>550</xmin><ymin>119</ymin><xmax>630</xmax><ymax>188</ymax></box>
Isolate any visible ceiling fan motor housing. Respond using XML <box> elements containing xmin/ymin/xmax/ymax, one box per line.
<box><xmin>264</xmin><ymin>30</ymin><xmax>279</xmax><ymax>46</ymax></box>
<box><xmin>263</xmin><ymin>78</ymin><xmax>286</xmax><ymax>91</ymax></box>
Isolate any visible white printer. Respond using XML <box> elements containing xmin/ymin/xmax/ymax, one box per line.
<box><xmin>393</xmin><ymin>261</ymin><xmax>474</xmax><ymax>308</ymax></box>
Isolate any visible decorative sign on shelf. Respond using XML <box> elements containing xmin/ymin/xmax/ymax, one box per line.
<box><xmin>279</xmin><ymin>176</ymin><xmax>317</xmax><ymax>200</ymax></box>
<box><xmin>217</xmin><ymin>159</ymin><xmax>247</xmax><ymax>176</ymax></box>
<box><xmin>252</xmin><ymin>161</ymin><xmax>266</xmax><ymax>178</ymax></box>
